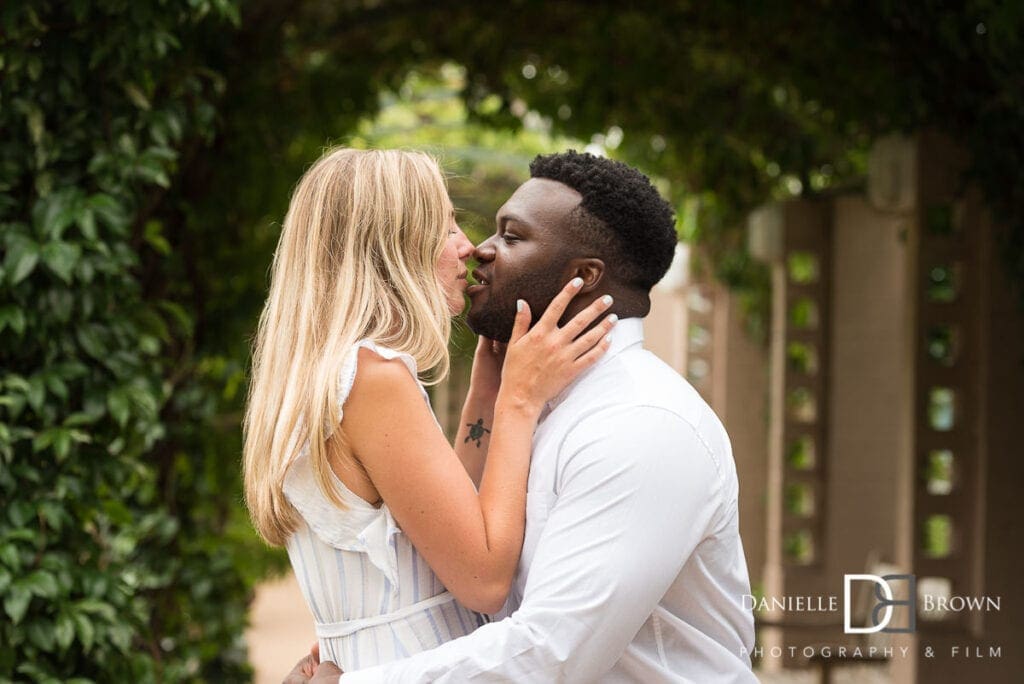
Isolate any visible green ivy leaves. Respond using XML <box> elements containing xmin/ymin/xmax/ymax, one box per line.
<box><xmin>40</xmin><ymin>243</ymin><xmax>82</xmax><ymax>284</ymax></box>
<box><xmin>0</xmin><ymin>1</ymin><xmax>249</xmax><ymax>681</ymax></box>
<box><xmin>3</xmin><ymin>235</ymin><xmax>39</xmax><ymax>286</ymax></box>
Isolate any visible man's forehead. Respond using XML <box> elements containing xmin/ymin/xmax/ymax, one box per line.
<box><xmin>497</xmin><ymin>177</ymin><xmax>582</xmax><ymax>223</ymax></box>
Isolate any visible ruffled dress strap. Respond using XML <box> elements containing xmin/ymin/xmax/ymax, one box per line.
<box><xmin>283</xmin><ymin>340</ymin><xmax>426</xmax><ymax>588</ymax></box>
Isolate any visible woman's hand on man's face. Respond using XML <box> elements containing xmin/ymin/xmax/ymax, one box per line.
<box><xmin>498</xmin><ymin>278</ymin><xmax>617</xmax><ymax>412</ymax></box>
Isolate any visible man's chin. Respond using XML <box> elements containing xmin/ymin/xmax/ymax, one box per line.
<box><xmin>466</xmin><ymin>305</ymin><xmax>514</xmax><ymax>343</ymax></box>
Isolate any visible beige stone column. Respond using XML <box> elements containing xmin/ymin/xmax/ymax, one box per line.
<box><xmin>906</xmin><ymin>133</ymin><xmax>1023</xmax><ymax>683</ymax></box>
<box><xmin>749</xmin><ymin>199</ymin><xmax>835</xmax><ymax>668</ymax></box>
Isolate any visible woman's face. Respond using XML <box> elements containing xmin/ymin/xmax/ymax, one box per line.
<box><xmin>437</xmin><ymin>207</ymin><xmax>475</xmax><ymax>315</ymax></box>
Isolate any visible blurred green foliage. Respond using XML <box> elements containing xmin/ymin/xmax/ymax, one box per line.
<box><xmin>0</xmin><ymin>1</ymin><xmax>256</xmax><ymax>680</ymax></box>
<box><xmin>215</xmin><ymin>0</ymin><xmax>1021</xmax><ymax>331</ymax></box>
<box><xmin>923</xmin><ymin>514</ymin><xmax>953</xmax><ymax>558</ymax></box>
<box><xmin>786</xmin><ymin>436</ymin><xmax>816</xmax><ymax>471</ymax></box>
<box><xmin>418</xmin><ymin>0</ymin><xmax>1024</xmax><ymax>302</ymax></box>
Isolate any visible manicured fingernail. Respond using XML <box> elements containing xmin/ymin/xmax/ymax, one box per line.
<box><xmin>608</xmin><ymin>314</ymin><xmax>619</xmax><ymax>324</ymax></box>
<box><xmin>516</xmin><ymin>299</ymin><xmax>524</xmax><ymax>312</ymax></box>
<box><xmin>602</xmin><ymin>295</ymin><xmax>613</xmax><ymax>306</ymax></box>
<box><xmin>605</xmin><ymin>334</ymin><xmax>613</xmax><ymax>344</ymax></box>
<box><xmin>570</xmin><ymin>277</ymin><xmax>583</xmax><ymax>288</ymax></box>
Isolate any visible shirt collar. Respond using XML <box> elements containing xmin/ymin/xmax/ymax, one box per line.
<box><xmin>543</xmin><ymin>317</ymin><xmax>645</xmax><ymax>415</ymax></box>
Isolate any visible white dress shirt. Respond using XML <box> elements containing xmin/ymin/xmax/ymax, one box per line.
<box><xmin>340</xmin><ymin>317</ymin><xmax>757</xmax><ymax>682</ymax></box>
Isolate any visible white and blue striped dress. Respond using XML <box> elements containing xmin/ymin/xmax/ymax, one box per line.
<box><xmin>282</xmin><ymin>340</ymin><xmax>487</xmax><ymax>669</ymax></box>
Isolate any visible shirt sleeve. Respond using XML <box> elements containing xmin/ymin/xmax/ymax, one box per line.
<box><xmin>339</xmin><ymin>405</ymin><xmax>725</xmax><ymax>683</ymax></box>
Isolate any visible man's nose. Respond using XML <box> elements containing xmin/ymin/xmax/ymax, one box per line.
<box><xmin>473</xmin><ymin>236</ymin><xmax>496</xmax><ymax>262</ymax></box>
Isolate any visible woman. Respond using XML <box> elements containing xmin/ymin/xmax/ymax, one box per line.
<box><xmin>243</xmin><ymin>148</ymin><xmax>616</xmax><ymax>669</ymax></box>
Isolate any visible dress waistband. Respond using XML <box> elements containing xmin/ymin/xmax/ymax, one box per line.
<box><xmin>315</xmin><ymin>591</ymin><xmax>456</xmax><ymax>639</ymax></box>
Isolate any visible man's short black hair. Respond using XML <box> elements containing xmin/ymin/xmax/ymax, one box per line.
<box><xmin>529</xmin><ymin>150</ymin><xmax>676</xmax><ymax>290</ymax></box>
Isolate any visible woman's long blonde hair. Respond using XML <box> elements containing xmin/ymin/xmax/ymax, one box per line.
<box><xmin>244</xmin><ymin>147</ymin><xmax>453</xmax><ymax>546</ymax></box>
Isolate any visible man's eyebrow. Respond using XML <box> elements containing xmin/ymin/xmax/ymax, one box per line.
<box><xmin>499</xmin><ymin>212</ymin><xmax>528</xmax><ymax>228</ymax></box>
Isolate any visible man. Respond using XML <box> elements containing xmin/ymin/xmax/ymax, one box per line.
<box><xmin>294</xmin><ymin>151</ymin><xmax>756</xmax><ymax>682</ymax></box>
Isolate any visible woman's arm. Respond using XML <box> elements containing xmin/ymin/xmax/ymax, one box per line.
<box><xmin>453</xmin><ymin>338</ymin><xmax>505</xmax><ymax>486</ymax></box>
<box><xmin>344</xmin><ymin>360</ymin><xmax>533</xmax><ymax>613</ymax></box>
<box><xmin>342</xmin><ymin>281</ymin><xmax>615</xmax><ymax>613</ymax></box>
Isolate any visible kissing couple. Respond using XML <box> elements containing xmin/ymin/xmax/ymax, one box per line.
<box><xmin>244</xmin><ymin>148</ymin><xmax>757</xmax><ymax>682</ymax></box>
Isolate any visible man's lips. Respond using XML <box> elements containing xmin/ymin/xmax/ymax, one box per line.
<box><xmin>467</xmin><ymin>269</ymin><xmax>490</xmax><ymax>297</ymax></box>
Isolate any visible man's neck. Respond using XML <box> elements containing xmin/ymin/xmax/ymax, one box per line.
<box><xmin>542</xmin><ymin>317</ymin><xmax>645</xmax><ymax>416</ymax></box>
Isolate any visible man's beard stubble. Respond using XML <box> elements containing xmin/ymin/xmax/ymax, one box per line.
<box><xmin>466</xmin><ymin>268</ymin><xmax>565</xmax><ymax>343</ymax></box>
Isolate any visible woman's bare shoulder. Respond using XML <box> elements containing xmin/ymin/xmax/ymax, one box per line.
<box><xmin>346</xmin><ymin>346</ymin><xmax>426</xmax><ymax>417</ymax></box>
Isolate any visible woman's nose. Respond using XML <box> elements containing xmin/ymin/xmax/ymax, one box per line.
<box><xmin>458</xmin><ymin>232</ymin><xmax>474</xmax><ymax>258</ymax></box>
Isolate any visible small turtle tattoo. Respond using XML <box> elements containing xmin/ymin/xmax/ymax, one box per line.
<box><xmin>464</xmin><ymin>418</ymin><xmax>491</xmax><ymax>447</ymax></box>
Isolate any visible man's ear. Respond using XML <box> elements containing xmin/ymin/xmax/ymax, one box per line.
<box><xmin>567</xmin><ymin>257</ymin><xmax>606</xmax><ymax>293</ymax></box>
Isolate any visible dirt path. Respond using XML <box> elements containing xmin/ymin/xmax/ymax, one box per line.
<box><xmin>245</xmin><ymin>571</ymin><xmax>317</xmax><ymax>684</ymax></box>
